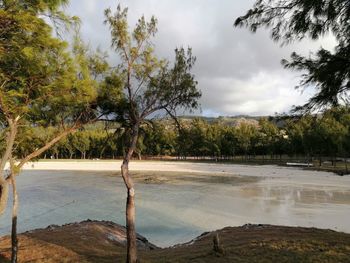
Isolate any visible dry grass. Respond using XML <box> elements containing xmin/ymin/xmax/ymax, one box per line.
<box><xmin>1</xmin><ymin>221</ymin><xmax>350</xmax><ymax>263</ymax></box>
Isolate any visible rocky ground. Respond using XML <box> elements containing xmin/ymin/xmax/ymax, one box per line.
<box><xmin>1</xmin><ymin>220</ymin><xmax>350</xmax><ymax>262</ymax></box>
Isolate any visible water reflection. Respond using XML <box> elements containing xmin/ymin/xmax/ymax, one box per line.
<box><xmin>0</xmin><ymin>170</ymin><xmax>349</xmax><ymax>247</ymax></box>
<box><xmin>241</xmin><ymin>183</ymin><xmax>350</xmax><ymax>205</ymax></box>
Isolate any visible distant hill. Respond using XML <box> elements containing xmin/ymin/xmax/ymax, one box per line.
<box><xmin>98</xmin><ymin>114</ymin><xmax>288</xmax><ymax>128</ymax></box>
<box><xmin>160</xmin><ymin>115</ymin><xmax>276</xmax><ymax>127</ymax></box>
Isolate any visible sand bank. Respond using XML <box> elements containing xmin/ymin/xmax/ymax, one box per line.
<box><xmin>16</xmin><ymin>160</ymin><xmax>350</xmax><ymax>187</ymax></box>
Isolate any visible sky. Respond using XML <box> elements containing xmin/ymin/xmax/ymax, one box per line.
<box><xmin>65</xmin><ymin>0</ymin><xmax>336</xmax><ymax>117</ymax></box>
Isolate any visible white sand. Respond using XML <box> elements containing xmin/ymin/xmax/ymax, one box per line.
<box><xmin>16</xmin><ymin>160</ymin><xmax>328</xmax><ymax>174</ymax></box>
<box><xmin>17</xmin><ymin>160</ymin><xmax>350</xmax><ymax>187</ymax></box>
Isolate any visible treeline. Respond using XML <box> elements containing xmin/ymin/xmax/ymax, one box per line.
<box><xmin>6</xmin><ymin>107</ymin><xmax>349</xmax><ymax>161</ymax></box>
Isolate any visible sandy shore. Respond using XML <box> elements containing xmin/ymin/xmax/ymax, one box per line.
<box><xmin>16</xmin><ymin>160</ymin><xmax>329</xmax><ymax>174</ymax></box>
<box><xmin>13</xmin><ymin>160</ymin><xmax>350</xmax><ymax>186</ymax></box>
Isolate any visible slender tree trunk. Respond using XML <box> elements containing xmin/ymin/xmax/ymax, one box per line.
<box><xmin>0</xmin><ymin>118</ymin><xmax>18</xmax><ymax>215</ymax></box>
<box><xmin>120</xmin><ymin>124</ymin><xmax>139</xmax><ymax>263</ymax></box>
<box><xmin>0</xmin><ymin>179</ymin><xmax>9</xmax><ymax>216</ymax></box>
<box><xmin>123</xmin><ymin>164</ymin><xmax>137</xmax><ymax>263</ymax></box>
<box><xmin>10</xmin><ymin>171</ymin><xmax>18</xmax><ymax>263</ymax></box>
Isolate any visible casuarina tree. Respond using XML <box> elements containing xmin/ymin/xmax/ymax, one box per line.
<box><xmin>103</xmin><ymin>5</ymin><xmax>201</xmax><ymax>262</ymax></box>
<box><xmin>0</xmin><ymin>1</ymin><xmax>102</xmax><ymax>261</ymax></box>
<box><xmin>235</xmin><ymin>0</ymin><xmax>350</xmax><ymax>112</ymax></box>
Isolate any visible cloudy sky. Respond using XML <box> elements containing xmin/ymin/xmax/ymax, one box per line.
<box><xmin>65</xmin><ymin>0</ymin><xmax>336</xmax><ymax>117</ymax></box>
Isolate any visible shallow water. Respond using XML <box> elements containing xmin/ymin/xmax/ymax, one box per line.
<box><xmin>0</xmin><ymin>168</ymin><xmax>350</xmax><ymax>247</ymax></box>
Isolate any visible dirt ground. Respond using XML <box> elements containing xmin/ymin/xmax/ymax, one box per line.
<box><xmin>1</xmin><ymin>220</ymin><xmax>350</xmax><ymax>263</ymax></box>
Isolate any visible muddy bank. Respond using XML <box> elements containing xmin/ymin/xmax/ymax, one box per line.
<box><xmin>128</xmin><ymin>170</ymin><xmax>261</xmax><ymax>185</ymax></box>
<box><xmin>1</xmin><ymin>220</ymin><xmax>350</xmax><ymax>262</ymax></box>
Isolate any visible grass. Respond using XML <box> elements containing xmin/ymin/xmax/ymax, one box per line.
<box><xmin>1</xmin><ymin>221</ymin><xmax>350</xmax><ymax>263</ymax></box>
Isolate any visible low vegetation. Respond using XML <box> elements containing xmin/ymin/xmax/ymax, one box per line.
<box><xmin>1</xmin><ymin>221</ymin><xmax>350</xmax><ymax>263</ymax></box>
<box><xmin>6</xmin><ymin>107</ymin><xmax>349</xmax><ymax>168</ymax></box>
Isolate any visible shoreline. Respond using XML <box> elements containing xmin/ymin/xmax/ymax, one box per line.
<box><xmin>16</xmin><ymin>159</ymin><xmax>350</xmax><ymax>180</ymax></box>
<box><xmin>10</xmin><ymin>159</ymin><xmax>335</xmax><ymax>173</ymax></box>
<box><xmin>5</xmin><ymin>159</ymin><xmax>346</xmax><ymax>176</ymax></box>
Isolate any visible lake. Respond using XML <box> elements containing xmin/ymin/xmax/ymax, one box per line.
<box><xmin>0</xmin><ymin>162</ymin><xmax>349</xmax><ymax>247</ymax></box>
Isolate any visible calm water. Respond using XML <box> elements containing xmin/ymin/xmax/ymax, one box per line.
<box><xmin>0</xmin><ymin>169</ymin><xmax>350</xmax><ymax>247</ymax></box>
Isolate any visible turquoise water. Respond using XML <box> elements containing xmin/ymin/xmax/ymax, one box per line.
<box><xmin>0</xmin><ymin>170</ymin><xmax>350</xmax><ymax>247</ymax></box>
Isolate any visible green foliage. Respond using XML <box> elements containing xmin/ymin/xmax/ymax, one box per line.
<box><xmin>142</xmin><ymin>122</ymin><xmax>176</xmax><ymax>156</ymax></box>
<box><xmin>98</xmin><ymin>69</ymin><xmax>125</xmax><ymax>121</ymax></box>
<box><xmin>234</xmin><ymin>0</ymin><xmax>349</xmax><ymax>43</ymax></box>
<box><xmin>282</xmin><ymin>46</ymin><xmax>350</xmax><ymax>111</ymax></box>
<box><xmin>23</xmin><ymin>107</ymin><xmax>349</xmax><ymax>160</ymax></box>
<box><xmin>102</xmin><ymin>4</ymin><xmax>201</xmax><ymax>128</ymax></box>
<box><xmin>0</xmin><ymin>3</ymin><xmax>97</xmax><ymax>126</ymax></box>
<box><xmin>0</xmin><ymin>0</ymin><xmax>70</xmax><ymax>13</ymax></box>
<box><xmin>285</xmin><ymin>107</ymin><xmax>350</xmax><ymax>157</ymax></box>
<box><xmin>235</xmin><ymin>0</ymin><xmax>350</xmax><ymax>111</ymax></box>
<box><xmin>0</xmin><ymin>0</ymin><xmax>101</xmax><ymax>166</ymax></box>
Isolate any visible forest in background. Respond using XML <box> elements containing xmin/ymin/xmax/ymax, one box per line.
<box><xmin>4</xmin><ymin>106</ymin><xmax>349</xmax><ymax>163</ymax></box>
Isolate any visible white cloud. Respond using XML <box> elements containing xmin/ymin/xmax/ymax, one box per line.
<box><xmin>65</xmin><ymin>0</ymin><xmax>336</xmax><ymax>116</ymax></box>
<box><xmin>199</xmin><ymin>71</ymin><xmax>311</xmax><ymax>116</ymax></box>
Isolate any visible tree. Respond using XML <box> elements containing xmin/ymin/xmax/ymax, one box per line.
<box><xmin>207</xmin><ymin>123</ymin><xmax>222</xmax><ymax>158</ymax></box>
<box><xmin>175</xmin><ymin>122</ymin><xmax>193</xmax><ymax>159</ymax></box>
<box><xmin>258</xmin><ymin>118</ymin><xmax>279</xmax><ymax>156</ymax></box>
<box><xmin>142</xmin><ymin>121</ymin><xmax>176</xmax><ymax>156</ymax></box>
<box><xmin>71</xmin><ymin>130</ymin><xmax>91</xmax><ymax>159</ymax></box>
<box><xmin>234</xmin><ymin>122</ymin><xmax>259</xmax><ymax>157</ymax></box>
<box><xmin>102</xmin><ymin>5</ymin><xmax>201</xmax><ymax>262</ymax></box>
<box><xmin>235</xmin><ymin>0</ymin><xmax>350</xmax><ymax>112</ymax></box>
<box><xmin>188</xmin><ymin>119</ymin><xmax>209</xmax><ymax>157</ymax></box>
<box><xmin>0</xmin><ymin>1</ymin><xmax>100</xmax><ymax>261</ymax></box>
<box><xmin>220</xmin><ymin>126</ymin><xmax>237</xmax><ymax>157</ymax></box>
<box><xmin>308</xmin><ymin>107</ymin><xmax>348</xmax><ymax>161</ymax></box>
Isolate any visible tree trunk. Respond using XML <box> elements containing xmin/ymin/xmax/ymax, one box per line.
<box><xmin>120</xmin><ymin>124</ymin><xmax>139</xmax><ymax>263</ymax></box>
<box><xmin>0</xmin><ymin>182</ymin><xmax>9</xmax><ymax>216</ymax></box>
<box><xmin>10</xmin><ymin>172</ymin><xmax>18</xmax><ymax>263</ymax></box>
<box><xmin>121</xmin><ymin>163</ymin><xmax>138</xmax><ymax>263</ymax></box>
<box><xmin>0</xmin><ymin>118</ymin><xmax>18</xmax><ymax>215</ymax></box>
<box><xmin>125</xmin><ymin>177</ymin><xmax>137</xmax><ymax>263</ymax></box>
